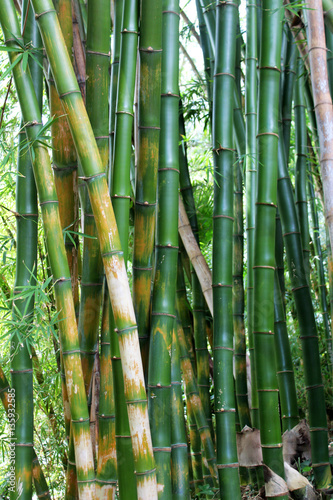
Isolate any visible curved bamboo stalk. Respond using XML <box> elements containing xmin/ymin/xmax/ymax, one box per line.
<box><xmin>133</xmin><ymin>0</ymin><xmax>162</xmax><ymax>375</ymax></box>
<box><xmin>147</xmin><ymin>1</ymin><xmax>179</xmax><ymax>494</ymax></box>
<box><xmin>254</xmin><ymin>0</ymin><xmax>287</xmax><ymax>486</ymax></box>
<box><xmin>212</xmin><ymin>0</ymin><xmax>241</xmax><ymax>495</ymax></box>
<box><xmin>29</xmin><ymin>1</ymin><xmax>158</xmax><ymax>496</ymax></box>
<box><xmin>307</xmin><ymin>0</ymin><xmax>333</xmax><ymax>264</ymax></box>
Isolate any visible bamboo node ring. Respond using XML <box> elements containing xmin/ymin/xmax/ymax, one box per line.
<box><xmin>217</xmin><ymin>463</ymin><xmax>239</xmax><ymax>469</ymax></box>
<box><xmin>35</xmin><ymin>9</ymin><xmax>56</xmax><ymax>19</ymax></box>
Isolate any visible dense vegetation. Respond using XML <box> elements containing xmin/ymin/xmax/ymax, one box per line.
<box><xmin>0</xmin><ymin>0</ymin><xmax>333</xmax><ymax>498</ymax></box>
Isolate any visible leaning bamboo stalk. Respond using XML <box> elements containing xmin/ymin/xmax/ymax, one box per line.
<box><xmin>307</xmin><ymin>0</ymin><xmax>333</xmax><ymax>261</ymax></box>
<box><xmin>178</xmin><ymin>197</ymin><xmax>213</xmax><ymax>315</ymax></box>
<box><xmin>0</xmin><ymin>2</ymin><xmax>96</xmax><ymax>495</ymax></box>
<box><xmin>28</xmin><ymin>1</ymin><xmax>157</xmax><ymax>496</ymax></box>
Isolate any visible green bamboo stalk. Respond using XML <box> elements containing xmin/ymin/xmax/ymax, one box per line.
<box><xmin>28</xmin><ymin>0</ymin><xmax>158</xmax><ymax>496</ymax></box>
<box><xmin>281</xmin><ymin>25</ymin><xmax>297</xmax><ymax>166</ymax></box>
<box><xmin>108</xmin><ymin>0</ymin><xmax>139</xmax><ymax>493</ymax></box>
<box><xmin>110</xmin><ymin>310</ymin><xmax>137</xmax><ymax>500</ymax></box>
<box><xmin>212</xmin><ymin>0</ymin><xmax>241</xmax><ymax>495</ymax></box>
<box><xmin>133</xmin><ymin>0</ymin><xmax>162</xmax><ymax>375</ymax></box>
<box><xmin>273</xmin><ymin>272</ymin><xmax>299</xmax><ymax>432</ymax></box>
<box><xmin>277</xmin><ymin>125</ymin><xmax>332</xmax><ymax>490</ymax></box>
<box><xmin>111</xmin><ymin>0</ymin><xmax>138</xmax><ymax>263</ymax></box>
<box><xmin>0</xmin><ymin>365</ymin><xmax>51</xmax><ymax>499</ymax></box>
<box><xmin>234</xmin><ymin>156</ymin><xmax>251</xmax><ymax>430</ymax></box>
<box><xmin>253</xmin><ymin>0</ymin><xmax>287</xmax><ymax>487</ymax></box>
<box><xmin>0</xmin><ymin>3</ymin><xmax>96</xmax><ymax>495</ymax></box>
<box><xmin>10</xmin><ymin>3</ymin><xmax>42</xmax><ymax>496</ymax></box>
<box><xmin>171</xmin><ymin>323</ymin><xmax>190</xmax><ymax>499</ymax></box>
<box><xmin>245</xmin><ymin>0</ymin><xmax>259</xmax><ymax>430</ymax></box>
<box><xmin>147</xmin><ymin>1</ymin><xmax>179</xmax><ymax>495</ymax></box>
<box><xmin>109</xmin><ymin>0</ymin><xmax>123</xmax><ymax>173</ymax></box>
<box><xmin>195</xmin><ymin>0</ymin><xmax>213</xmax><ymax>118</ymax></box>
<box><xmin>294</xmin><ymin>56</ymin><xmax>311</xmax><ymax>282</ymax></box>
<box><xmin>96</xmin><ymin>287</ymin><xmax>117</xmax><ymax>499</ymax></box>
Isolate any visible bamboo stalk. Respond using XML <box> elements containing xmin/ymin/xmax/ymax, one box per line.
<box><xmin>307</xmin><ymin>0</ymin><xmax>333</xmax><ymax>263</ymax></box>
<box><xmin>212</xmin><ymin>0</ymin><xmax>241</xmax><ymax>494</ymax></box>
<box><xmin>96</xmin><ymin>287</ymin><xmax>117</xmax><ymax>499</ymax></box>
<box><xmin>10</xmin><ymin>2</ymin><xmax>41</xmax><ymax>496</ymax></box>
<box><xmin>254</xmin><ymin>0</ymin><xmax>287</xmax><ymax>488</ymax></box>
<box><xmin>133</xmin><ymin>0</ymin><xmax>162</xmax><ymax>375</ymax></box>
<box><xmin>147</xmin><ymin>1</ymin><xmax>180</xmax><ymax>494</ymax></box>
<box><xmin>0</xmin><ymin>365</ymin><xmax>52</xmax><ymax>499</ymax></box>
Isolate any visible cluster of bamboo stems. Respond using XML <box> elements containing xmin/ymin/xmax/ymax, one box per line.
<box><xmin>1</xmin><ymin>0</ymin><xmax>333</xmax><ymax>498</ymax></box>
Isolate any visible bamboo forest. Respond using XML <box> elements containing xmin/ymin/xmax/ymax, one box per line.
<box><xmin>2</xmin><ymin>0</ymin><xmax>333</xmax><ymax>497</ymax></box>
